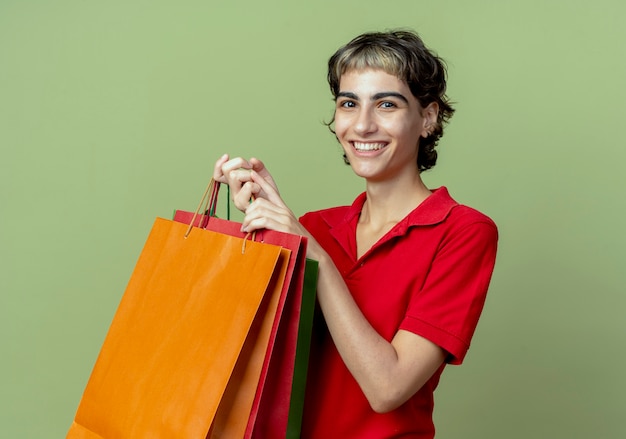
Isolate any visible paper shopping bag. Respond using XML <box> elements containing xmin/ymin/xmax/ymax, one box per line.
<box><xmin>285</xmin><ymin>258</ymin><xmax>318</xmax><ymax>438</ymax></box>
<box><xmin>173</xmin><ymin>211</ymin><xmax>318</xmax><ymax>439</ymax></box>
<box><xmin>67</xmin><ymin>217</ymin><xmax>289</xmax><ymax>438</ymax></box>
<box><xmin>173</xmin><ymin>211</ymin><xmax>310</xmax><ymax>439</ymax></box>
<box><xmin>246</xmin><ymin>253</ymin><xmax>317</xmax><ymax>439</ymax></box>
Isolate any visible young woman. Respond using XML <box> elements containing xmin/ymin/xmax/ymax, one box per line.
<box><xmin>214</xmin><ymin>30</ymin><xmax>498</xmax><ymax>438</ymax></box>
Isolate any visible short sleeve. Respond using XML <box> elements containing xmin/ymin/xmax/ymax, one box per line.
<box><xmin>400</xmin><ymin>218</ymin><xmax>498</xmax><ymax>365</ymax></box>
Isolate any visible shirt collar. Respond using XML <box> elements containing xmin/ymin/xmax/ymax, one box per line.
<box><xmin>324</xmin><ymin>187</ymin><xmax>459</xmax><ymax>258</ymax></box>
<box><xmin>335</xmin><ymin>186</ymin><xmax>458</xmax><ymax>227</ymax></box>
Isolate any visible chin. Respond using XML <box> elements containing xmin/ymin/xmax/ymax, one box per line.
<box><xmin>348</xmin><ymin>164</ymin><xmax>381</xmax><ymax>180</ymax></box>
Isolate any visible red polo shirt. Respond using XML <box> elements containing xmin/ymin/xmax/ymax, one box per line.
<box><xmin>298</xmin><ymin>187</ymin><xmax>498</xmax><ymax>438</ymax></box>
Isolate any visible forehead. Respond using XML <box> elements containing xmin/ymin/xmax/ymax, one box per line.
<box><xmin>339</xmin><ymin>68</ymin><xmax>412</xmax><ymax>94</ymax></box>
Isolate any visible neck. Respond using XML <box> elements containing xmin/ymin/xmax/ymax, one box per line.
<box><xmin>360</xmin><ymin>173</ymin><xmax>432</xmax><ymax>226</ymax></box>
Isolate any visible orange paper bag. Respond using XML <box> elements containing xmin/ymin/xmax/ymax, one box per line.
<box><xmin>67</xmin><ymin>217</ymin><xmax>288</xmax><ymax>438</ymax></box>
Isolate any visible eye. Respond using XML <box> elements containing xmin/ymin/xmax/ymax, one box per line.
<box><xmin>379</xmin><ymin>101</ymin><xmax>397</xmax><ymax>109</ymax></box>
<box><xmin>337</xmin><ymin>99</ymin><xmax>356</xmax><ymax>109</ymax></box>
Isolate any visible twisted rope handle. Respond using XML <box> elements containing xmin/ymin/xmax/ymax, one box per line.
<box><xmin>184</xmin><ymin>178</ymin><xmax>218</xmax><ymax>239</ymax></box>
<box><xmin>184</xmin><ymin>178</ymin><xmax>256</xmax><ymax>254</ymax></box>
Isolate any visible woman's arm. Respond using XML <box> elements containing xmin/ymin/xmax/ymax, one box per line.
<box><xmin>239</xmin><ymin>169</ymin><xmax>446</xmax><ymax>413</ymax></box>
<box><xmin>313</xmin><ymin>251</ymin><xmax>446</xmax><ymax>413</ymax></box>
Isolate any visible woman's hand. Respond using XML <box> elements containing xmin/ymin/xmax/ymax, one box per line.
<box><xmin>241</xmin><ymin>171</ymin><xmax>306</xmax><ymax>232</ymax></box>
<box><xmin>213</xmin><ymin>154</ymin><xmax>278</xmax><ymax>212</ymax></box>
<box><xmin>238</xmin><ymin>169</ymin><xmax>331</xmax><ymax>262</ymax></box>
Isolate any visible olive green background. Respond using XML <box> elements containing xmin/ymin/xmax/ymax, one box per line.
<box><xmin>1</xmin><ymin>0</ymin><xmax>624</xmax><ymax>437</ymax></box>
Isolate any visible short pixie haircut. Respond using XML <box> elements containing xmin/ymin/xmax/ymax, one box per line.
<box><xmin>327</xmin><ymin>30</ymin><xmax>455</xmax><ymax>171</ymax></box>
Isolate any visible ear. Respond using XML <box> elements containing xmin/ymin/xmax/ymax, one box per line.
<box><xmin>420</xmin><ymin>102</ymin><xmax>439</xmax><ymax>138</ymax></box>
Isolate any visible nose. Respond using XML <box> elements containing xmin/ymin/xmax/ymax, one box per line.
<box><xmin>354</xmin><ymin>107</ymin><xmax>377</xmax><ymax>135</ymax></box>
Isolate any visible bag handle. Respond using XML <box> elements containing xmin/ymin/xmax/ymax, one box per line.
<box><xmin>184</xmin><ymin>179</ymin><xmax>257</xmax><ymax>253</ymax></box>
<box><xmin>184</xmin><ymin>178</ymin><xmax>219</xmax><ymax>238</ymax></box>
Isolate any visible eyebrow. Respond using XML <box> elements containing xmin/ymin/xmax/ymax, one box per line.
<box><xmin>336</xmin><ymin>91</ymin><xmax>410</xmax><ymax>104</ymax></box>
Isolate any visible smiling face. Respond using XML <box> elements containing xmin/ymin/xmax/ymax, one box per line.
<box><xmin>334</xmin><ymin>69</ymin><xmax>436</xmax><ymax>183</ymax></box>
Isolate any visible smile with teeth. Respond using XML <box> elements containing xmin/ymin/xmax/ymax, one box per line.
<box><xmin>353</xmin><ymin>142</ymin><xmax>387</xmax><ymax>151</ymax></box>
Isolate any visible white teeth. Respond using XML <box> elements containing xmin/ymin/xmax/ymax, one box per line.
<box><xmin>353</xmin><ymin>142</ymin><xmax>386</xmax><ymax>151</ymax></box>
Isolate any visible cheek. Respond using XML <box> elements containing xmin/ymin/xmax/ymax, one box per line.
<box><xmin>333</xmin><ymin>115</ymin><xmax>351</xmax><ymax>141</ymax></box>
<box><xmin>395</xmin><ymin>119</ymin><xmax>423</xmax><ymax>142</ymax></box>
